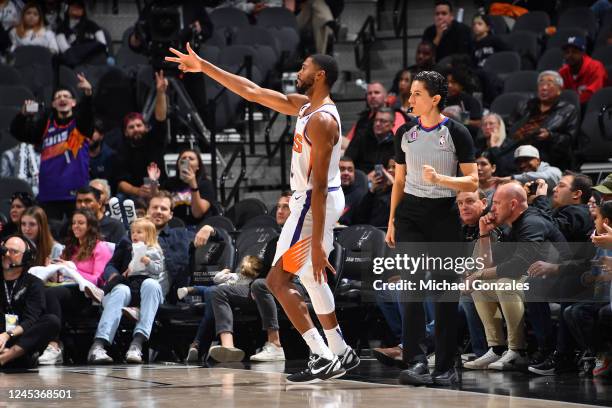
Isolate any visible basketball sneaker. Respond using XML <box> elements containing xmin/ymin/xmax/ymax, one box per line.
<box><xmin>338</xmin><ymin>346</ymin><xmax>360</xmax><ymax>371</ymax></box>
<box><xmin>286</xmin><ymin>354</ymin><xmax>345</xmax><ymax>383</ymax></box>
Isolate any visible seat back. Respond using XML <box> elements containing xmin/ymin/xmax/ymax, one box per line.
<box><xmin>593</xmin><ymin>45</ymin><xmax>612</xmax><ymax>67</ymax></box>
<box><xmin>483</xmin><ymin>51</ymin><xmax>522</xmax><ymax>79</ymax></box>
<box><xmin>0</xmin><ymin>85</ymin><xmax>35</xmax><ymax>108</ymax></box>
<box><xmin>235</xmin><ymin>226</ymin><xmax>280</xmax><ymax>263</ymax></box>
<box><xmin>242</xmin><ymin>214</ymin><xmax>279</xmax><ymax>230</ymax></box>
<box><xmin>200</xmin><ymin>215</ymin><xmax>236</xmax><ymax>232</ymax></box>
<box><xmin>512</xmin><ymin>11</ymin><xmax>550</xmax><ymax>35</ymax></box>
<box><xmin>210</xmin><ymin>7</ymin><xmax>250</xmax><ymax>42</ymax></box>
<box><xmin>0</xmin><ymin>64</ymin><xmax>23</xmax><ymax>86</ymax></box>
<box><xmin>226</xmin><ymin>198</ymin><xmax>268</xmax><ymax>229</ymax></box>
<box><xmin>13</xmin><ymin>46</ymin><xmax>54</xmax><ymax>103</ymax></box>
<box><xmin>191</xmin><ymin>227</ymin><xmax>236</xmax><ymax>286</ymax></box>
<box><xmin>257</xmin><ymin>7</ymin><xmax>299</xmax><ymax>30</ymax></box>
<box><xmin>558</xmin><ymin>7</ymin><xmax>598</xmax><ymax>39</ymax></box>
<box><xmin>93</xmin><ymin>67</ymin><xmax>137</xmax><ymax>130</ymax></box>
<box><xmin>503</xmin><ymin>70</ymin><xmax>539</xmax><ymax>94</ymax></box>
<box><xmin>585</xmin><ymin>87</ymin><xmax>612</xmax><ymax>114</ymax></box>
<box><xmin>0</xmin><ymin>106</ymin><xmax>19</xmax><ymax>133</ymax></box>
<box><xmin>537</xmin><ymin>47</ymin><xmax>564</xmax><ymax>71</ymax></box>
<box><xmin>335</xmin><ymin>225</ymin><xmax>387</xmax><ymax>282</ymax></box>
<box><xmin>490</xmin><ymin>92</ymin><xmax>530</xmax><ymax>123</ymax></box>
<box><xmin>0</xmin><ymin>177</ymin><xmax>34</xmax><ymax>200</ymax></box>
<box><xmin>501</xmin><ymin>32</ymin><xmax>539</xmax><ymax>70</ymax></box>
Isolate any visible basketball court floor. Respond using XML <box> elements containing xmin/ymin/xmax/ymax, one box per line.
<box><xmin>1</xmin><ymin>359</ymin><xmax>610</xmax><ymax>407</ymax></box>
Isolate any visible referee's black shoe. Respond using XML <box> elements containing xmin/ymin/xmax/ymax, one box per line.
<box><xmin>432</xmin><ymin>367</ymin><xmax>459</xmax><ymax>386</ymax></box>
<box><xmin>399</xmin><ymin>362</ymin><xmax>433</xmax><ymax>385</ymax></box>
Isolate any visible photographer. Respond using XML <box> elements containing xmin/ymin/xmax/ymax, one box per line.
<box><xmin>129</xmin><ymin>0</ymin><xmax>213</xmax><ymax>120</ymax></box>
<box><xmin>10</xmin><ymin>75</ymin><xmax>94</xmax><ymax>221</ymax></box>
<box><xmin>0</xmin><ymin>235</ymin><xmax>60</xmax><ymax>368</ymax></box>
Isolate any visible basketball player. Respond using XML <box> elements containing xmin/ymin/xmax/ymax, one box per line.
<box><xmin>166</xmin><ymin>44</ymin><xmax>359</xmax><ymax>383</ymax></box>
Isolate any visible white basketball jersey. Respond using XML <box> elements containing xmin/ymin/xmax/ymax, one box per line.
<box><xmin>290</xmin><ymin>103</ymin><xmax>342</xmax><ymax>192</ymax></box>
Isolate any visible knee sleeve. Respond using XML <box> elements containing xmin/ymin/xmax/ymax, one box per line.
<box><xmin>299</xmin><ymin>266</ymin><xmax>335</xmax><ymax>315</ymax></box>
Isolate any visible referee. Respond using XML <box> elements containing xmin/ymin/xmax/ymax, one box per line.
<box><xmin>386</xmin><ymin>71</ymin><xmax>478</xmax><ymax>386</ymax></box>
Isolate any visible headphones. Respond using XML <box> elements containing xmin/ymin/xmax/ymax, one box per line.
<box><xmin>1</xmin><ymin>234</ymin><xmax>37</xmax><ymax>269</ymax></box>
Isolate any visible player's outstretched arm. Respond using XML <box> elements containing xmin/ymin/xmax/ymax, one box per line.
<box><xmin>165</xmin><ymin>43</ymin><xmax>308</xmax><ymax>116</ymax></box>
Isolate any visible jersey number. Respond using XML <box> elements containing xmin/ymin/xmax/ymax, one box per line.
<box><xmin>293</xmin><ymin>133</ymin><xmax>303</xmax><ymax>153</ymax></box>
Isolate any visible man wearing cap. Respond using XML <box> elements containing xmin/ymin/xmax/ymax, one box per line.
<box><xmin>592</xmin><ymin>174</ymin><xmax>612</xmax><ymax>202</ymax></box>
<box><xmin>114</xmin><ymin>71</ymin><xmax>168</xmax><ymax>199</ymax></box>
<box><xmin>559</xmin><ymin>36</ymin><xmax>608</xmax><ymax>105</ymax></box>
<box><xmin>493</xmin><ymin>145</ymin><xmax>562</xmax><ymax>194</ymax></box>
<box><xmin>508</xmin><ymin>71</ymin><xmax>578</xmax><ymax>170</ymax></box>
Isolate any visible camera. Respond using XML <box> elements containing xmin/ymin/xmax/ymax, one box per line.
<box><xmin>527</xmin><ymin>182</ymin><xmax>538</xmax><ymax>196</ymax></box>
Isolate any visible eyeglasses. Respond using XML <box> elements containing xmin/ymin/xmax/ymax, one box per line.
<box><xmin>374</xmin><ymin>118</ymin><xmax>393</xmax><ymax>124</ymax></box>
<box><xmin>1</xmin><ymin>246</ymin><xmax>23</xmax><ymax>256</ymax></box>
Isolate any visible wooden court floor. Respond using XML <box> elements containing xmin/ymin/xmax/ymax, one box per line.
<box><xmin>0</xmin><ymin>364</ymin><xmax>602</xmax><ymax>408</ymax></box>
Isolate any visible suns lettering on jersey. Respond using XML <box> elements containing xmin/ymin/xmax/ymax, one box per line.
<box><xmin>293</xmin><ymin>133</ymin><xmax>303</xmax><ymax>153</ymax></box>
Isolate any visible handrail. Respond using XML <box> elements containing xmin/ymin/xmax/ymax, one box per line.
<box><xmin>393</xmin><ymin>0</ymin><xmax>408</xmax><ymax>68</ymax></box>
<box><xmin>354</xmin><ymin>15</ymin><xmax>376</xmax><ymax>83</ymax></box>
<box><xmin>220</xmin><ymin>144</ymin><xmax>247</xmax><ymax>208</ymax></box>
<box><xmin>264</xmin><ymin>112</ymin><xmax>292</xmax><ymax>190</ymax></box>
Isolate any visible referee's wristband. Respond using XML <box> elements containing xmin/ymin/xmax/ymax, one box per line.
<box><xmin>190</xmin><ymin>187</ymin><xmax>199</xmax><ymax>192</ymax></box>
<box><xmin>478</xmin><ymin>233</ymin><xmax>491</xmax><ymax>239</ymax></box>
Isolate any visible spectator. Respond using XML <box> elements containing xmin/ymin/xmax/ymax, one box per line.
<box><xmin>180</xmin><ymin>191</ymin><xmax>290</xmax><ymax>362</ymax></box>
<box><xmin>41</xmin><ymin>0</ymin><xmax>64</xmax><ymax>32</ymax></box>
<box><xmin>338</xmin><ymin>157</ymin><xmax>366</xmax><ymax>225</ymax></box>
<box><xmin>0</xmin><ymin>142</ymin><xmax>40</xmax><ymax>196</ymax></box>
<box><xmin>465</xmin><ymin>182</ymin><xmax>567</xmax><ymax>371</ymax></box>
<box><xmin>11</xmin><ymin>76</ymin><xmax>94</xmax><ymax>221</ymax></box>
<box><xmin>0</xmin><ymin>0</ymin><xmax>20</xmax><ymax>31</ymax></box>
<box><xmin>89</xmin><ymin>179</ymin><xmax>111</xmax><ymax>212</ymax></box>
<box><xmin>0</xmin><ymin>192</ymin><xmax>35</xmax><ymax>241</ymax></box>
<box><xmin>352</xmin><ymin>158</ymin><xmax>395</xmax><ymax>228</ymax></box>
<box><xmin>508</xmin><ymin>71</ymin><xmax>578</xmax><ymax>170</ymax></box>
<box><xmin>531</xmin><ymin>171</ymin><xmax>594</xmax><ymax>243</ymax></box>
<box><xmin>494</xmin><ymin>145</ymin><xmax>562</xmax><ymax>194</ymax></box>
<box><xmin>445</xmin><ymin>67</ymin><xmax>483</xmax><ymax>131</ymax></box>
<box><xmin>476</xmin><ymin>152</ymin><xmax>497</xmax><ymax>201</ymax></box>
<box><xmin>346</xmin><ymin>107</ymin><xmax>397</xmax><ymax>174</ymax></box>
<box><xmin>88</xmin><ymin>191</ymin><xmax>218</xmax><ymax>363</ymax></box>
<box><xmin>422</xmin><ymin>0</ymin><xmax>472</xmax><ymax>63</ymax></box>
<box><xmin>37</xmin><ymin>208</ymin><xmax>112</xmax><ymax>365</ymax></box>
<box><xmin>9</xmin><ymin>2</ymin><xmax>58</xmax><ymax>54</ymax></box>
<box><xmin>89</xmin><ymin>120</ymin><xmax>115</xmax><ymax>182</ymax></box>
<box><xmin>74</xmin><ymin>186</ymin><xmax>125</xmax><ymax>244</ymax></box>
<box><xmin>216</xmin><ymin>0</ymin><xmax>281</xmax><ymax>16</ymax></box>
<box><xmin>55</xmin><ymin>0</ymin><xmax>107</xmax><ymax>67</ymax></box>
<box><xmin>389</xmin><ymin>68</ymin><xmax>414</xmax><ymax>115</ymax></box>
<box><xmin>162</xmin><ymin>148</ymin><xmax>216</xmax><ymax>227</ymax></box>
<box><xmin>19</xmin><ymin>206</ymin><xmax>63</xmax><ymax>267</ymax></box>
<box><xmin>0</xmin><ymin>235</ymin><xmax>61</xmax><ymax>368</ymax></box>
<box><xmin>114</xmin><ymin>71</ymin><xmax>168</xmax><ymax>200</ymax></box>
<box><xmin>593</xmin><ymin>174</ymin><xmax>612</xmax><ymax>202</ymax></box>
<box><xmin>407</xmin><ymin>41</ymin><xmax>436</xmax><ymax>74</ymax></box>
<box><xmin>471</xmin><ymin>13</ymin><xmax>508</xmax><ymax>68</ymax></box>
<box><xmin>559</xmin><ymin>36</ymin><xmax>608</xmax><ymax>105</ymax></box>
<box><xmin>343</xmin><ymin>82</ymin><xmax>406</xmax><ymax>150</ymax></box>
<box><xmin>476</xmin><ymin>113</ymin><xmax>515</xmax><ymax>177</ymax></box>
<box><xmin>295</xmin><ymin>0</ymin><xmax>334</xmax><ymax>54</ymax></box>
<box><xmin>563</xmin><ymin>201</ymin><xmax>612</xmax><ymax>377</ymax></box>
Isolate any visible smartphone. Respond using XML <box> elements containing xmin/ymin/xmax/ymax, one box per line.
<box><xmin>374</xmin><ymin>164</ymin><xmax>384</xmax><ymax>179</ymax></box>
<box><xmin>179</xmin><ymin>158</ymin><xmax>190</xmax><ymax>174</ymax></box>
<box><xmin>25</xmin><ymin>102</ymin><xmax>39</xmax><ymax>113</ymax></box>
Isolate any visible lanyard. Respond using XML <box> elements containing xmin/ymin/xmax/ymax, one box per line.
<box><xmin>3</xmin><ymin>279</ymin><xmax>18</xmax><ymax>312</ymax></box>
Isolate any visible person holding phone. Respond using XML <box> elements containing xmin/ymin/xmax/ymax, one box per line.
<box><xmin>352</xmin><ymin>158</ymin><xmax>396</xmax><ymax>228</ymax></box>
<box><xmin>161</xmin><ymin>148</ymin><xmax>216</xmax><ymax>227</ymax></box>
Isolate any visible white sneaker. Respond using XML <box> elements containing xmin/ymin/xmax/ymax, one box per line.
<box><xmin>126</xmin><ymin>345</ymin><xmax>143</xmax><ymax>364</ymax></box>
<box><xmin>488</xmin><ymin>349</ymin><xmax>525</xmax><ymax>371</ymax></box>
<box><xmin>464</xmin><ymin>348</ymin><xmax>502</xmax><ymax>370</ymax></box>
<box><xmin>250</xmin><ymin>342</ymin><xmax>286</xmax><ymax>362</ymax></box>
<box><xmin>88</xmin><ymin>346</ymin><xmax>113</xmax><ymax>364</ymax></box>
<box><xmin>122</xmin><ymin>307</ymin><xmax>140</xmax><ymax>322</ymax></box>
<box><xmin>209</xmin><ymin>345</ymin><xmax>245</xmax><ymax>362</ymax></box>
<box><xmin>38</xmin><ymin>344</ymin><xmax>63</xmax><ymax>365</ymax></box>
<box><xmin>177</xmin><ymin>287</ymin><xmax>189</xmax><ymax>300</ymax></box>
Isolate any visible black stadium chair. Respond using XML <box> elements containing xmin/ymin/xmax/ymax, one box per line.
<box><xmin>483</xmin><ymin>51</ymin><xmax>521</xmax><ymax>81</ymax></box>
<box><xmin>488</xmin><ymin>14</ymin><xmax>509</xmax><ymax>35</ymax></box>
<box><xmin>226</xmin><ymin>198</ymin><xmax>268</xmax><ymax>229</ymax></box>
<box><xmin>241</xmin><ymin>214</ymin><xmax>279</xmax><ymax>230</ymax></box>
<box><xmin>576</xmin><ymin>110</ymin><xmax>612</xmax><ymax>164</ymax></box>
<box><xmin>537</xmin><ymin>47</ymin><xmax>564</xmax><ymax>71</ymax></box>
<box><xmin>503</xmin><ymin>70</ymin><xmax>539</xmax><ymax>94</ymax></box>
<box><xmin>201</xmin><ymin>215</ymin><xmax>236</xmax><ymax>232</ymax></box>
<box><xmin>190</xmin><ymin>227</ymin><xmax>236</xmax><ymax>288</ymax></box>
<box><xmin>501</xmin><ymin>31</ymin><xmax>539</xmax><ymax>70</ymax></box>
<box><xmin>593</xmin><ymin>46</ymin><xmax>612</xmax><ymax>67</ymax></box>
<box><xmin>490</xmin><ymin>92</ymin><xmax>530</xmax><ymax>123</ymax></box>
<box><xmin>0</xmin><ymin>131</ymin><xmax>19</xmax><ymax>156</ymax></box>
<box><xmin>0</xmin><ymin>177</ymin><xmax>34</xmax><ymax>200</ymax></box>
<box><xmin>558</xmin><ymin>7</ymin><xmax>598</xmax><ymax>40</ymax></box>
<box><xmin>233</xmin><ymin>26</ymin><xmax>281</xmax><ymax>79</ymax></box>
<box><xmin>13</xmin><ymin>46</ymin><xmax>54</xmax><ymax>102</ymax></box>
<box><xmin>93</xmin><ymin>67</ymin><xmax>137</xmax><ymax>130</ymax></box>
<box><xmin>585</xmin><ymin>87</ymin><xmax>612</xmax><ymax>114</ymax></box>
<box><xmin>235</xmin><ymin>226</ymin><xmax>280</xmax><ymax>261</ymax></box>
<box><xmin>0</xmin><ymin>106</ymin><xmax>19</xmax><ymax>133</ymax></box>
<box><xmin>0</xmin><ymin>64</ymin><xmax>23</xmax><ymax>86</ymax></box>
<box><xmin>512</xmin><ymin>11</ymin><xmax>550</xmax><ymax>35</ymax></box>
<box><xmin>209</xmin><ymin>7</ymin><xmax>250</xmax><ymax>42</ymax></box>
<box><xmin>218</xmin><ymin>45</ymin><xmax>266</xmax><ymax>85</ymax></box>
<box><xmin>560</xmin><ymin>89</ymin><xmax>581</xmax><ymax>128</ymax></box>
<box><xmin>0</xmin><ymin>85</ymin><xmax>34</xmax><ymax>108</ymax></box>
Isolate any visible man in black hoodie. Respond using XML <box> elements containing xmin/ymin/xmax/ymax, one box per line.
<box><xmin>0</xmin><ymin>236</ymin><xmax>60</xmax><ymax>368</ymax></box>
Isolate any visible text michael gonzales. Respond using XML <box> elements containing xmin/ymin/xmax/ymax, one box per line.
<box><xmin>371</xmin><ymin>255</ymin><xmax>530</xmax><ymax>291</ymax></box>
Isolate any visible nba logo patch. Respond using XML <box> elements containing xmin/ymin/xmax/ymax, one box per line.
<box><xmin>439</xmin><ymin>135</ymin><xmax>446</xmax><ymax>146</ymax></box>
<box><xmin>407</xmin><ymin>131</ymin><xmax>418</xmax><ymax>143</ymax></box>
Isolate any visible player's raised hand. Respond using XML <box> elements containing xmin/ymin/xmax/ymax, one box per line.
<box><xmin>165</xmin><ymin>42</ymin><xmax>203</xmax><ymax>73</ymax></box>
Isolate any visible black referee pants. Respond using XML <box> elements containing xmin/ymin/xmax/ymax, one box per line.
<box><xmin>395</xmin><ymin>194</ymin><xmax>462</xmax><ymax>374</ymax></box>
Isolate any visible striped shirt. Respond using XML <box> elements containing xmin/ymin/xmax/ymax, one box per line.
<box><xmin>394</xmin><ymin>117</ymin><xmax>475</xmax><ymax>198</ymax></box>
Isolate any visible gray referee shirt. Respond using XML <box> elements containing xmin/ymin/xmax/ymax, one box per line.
<box><xmin>394</xmin><ymin>117</ymin><xmax>476</xmax><ymax>198</ymax></box>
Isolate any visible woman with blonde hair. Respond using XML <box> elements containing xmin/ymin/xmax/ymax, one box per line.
<box><xmin>9</xmin><ymin>2</ymin><xmax>59</xmax><ymax>53</ymax></box>
<box><xmin>477</xmin><ymin>113</ymin><xmax>516</xmax><ymax>176</ymax></box>
<box><xmin>479</xmin><ymin>113</ymin><xmax>506</xmax><ymax>149</ymax></box>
